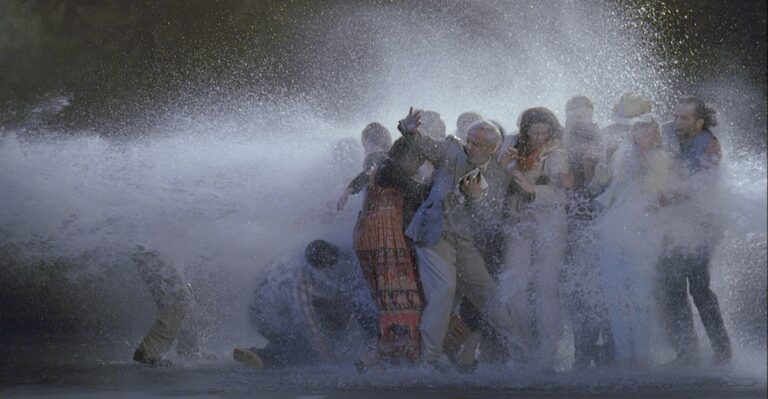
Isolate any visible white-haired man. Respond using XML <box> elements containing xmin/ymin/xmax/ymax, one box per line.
<box><xmin>397</xmin><ymin>107</ymin><xmax>530</xmax><ymax>370</ymax></box>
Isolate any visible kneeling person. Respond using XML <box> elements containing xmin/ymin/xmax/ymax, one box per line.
<box><xmin>234</xmin><ymin>240</ymin><xmax>377</xmax><ymax>368</ymax></box>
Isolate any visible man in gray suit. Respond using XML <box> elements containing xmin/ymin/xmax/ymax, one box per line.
<box><xmin>397</xmin><ymin>108</ymin><xmax>530</xmax><ymax>369</ymax></box>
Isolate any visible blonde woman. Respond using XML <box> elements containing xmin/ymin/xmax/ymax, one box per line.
<box><xmin>595</xmin><ymin>115</ymin><xmax>675</xmax><ymax>368</ymax></box>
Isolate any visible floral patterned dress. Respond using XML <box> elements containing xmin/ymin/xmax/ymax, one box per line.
<box><xmin>353</xmin><ymin>162</ymin><xmax>425</xmax><ymax>363</ymax></box>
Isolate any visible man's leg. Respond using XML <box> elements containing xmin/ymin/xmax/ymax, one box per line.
<box><xmin>135</xmin><ymin>302</ymin><xmax>187</xmax><ymax>365</ymax></box>
<box><xmin>594</xmin><ymin>304</ymin><xmax>616</xmax><ymax>367</ymax></box>
<box><xmin>527</xmin><ymin>215</ymin><xmax>566</xmax><ymax>369</ymax></box>
<box><xmin>414</xmin><ymin>239</ymin><xmax>457</xmax><ymax>363</ymax></box>
<box><xmin>568</xmin><ymin>293</ymin><xmax>600</xmax><ymax>368</ymax></box>
<box><xmin>456</xmin><ymin>235</ymin><xmax>531</xmax><ymax>359</ymax></box>
<box><xmin>564</xmin><ymin>220</ymin><xmax>603</xmax><ymax>368</ymax></box>
<box><xmin>656</xmin><ymin>249</ymin><xmax>699</xmax><ymax>363</ymax></box>
<box><xmin>687</xmin><ymin>248</ymin><xmax>731</xmax><ymax>363</ymax></box>
<box><xmin>132</xmin><ymin>246</ymin><xmax>190</xmax><ymax>365</ymax></box>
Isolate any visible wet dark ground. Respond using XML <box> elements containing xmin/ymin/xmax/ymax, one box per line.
<box><xmin>2</xmin><ymin>338</ymin><xmax>766</xmax><ymax>399</ymax></box>
<box><xmin>2</xmin><ymin>363</ymin><xmax>766</xmax><ymax>399</ymax></box>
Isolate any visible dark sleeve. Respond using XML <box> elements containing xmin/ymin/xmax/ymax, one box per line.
<box><xmin>346</xmin><ymin>170</ymin><xmax>370</xmax><ymax>194</ymax></box>
<box><xmin>404</xmin><ymin>183</ymin><xmax>429</xmax><ymax>215</ymax></box>
<box><xmin>347</xmin><ymin>152</ymin><xmax>389</xmax><ymax>194</ymax></box>
<box><xmin>397</xmin><ymin>123</ymin><xmax>446</xmax><ymax>165</ymax></box>
<box><xmin>364</xmin><ymin>152</ymin><xmax>388</xmax><ymax>170</ymax></box>
<box><xmin>375</xmin><ymin>161</ymin><xmax>423</xmax><ymax>195</ymax></box>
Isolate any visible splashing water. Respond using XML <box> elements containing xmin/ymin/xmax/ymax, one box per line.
<box><xmin>0</xmin><ymin>0</ymin><xmax>765</xmax><ymax>393</ymax></box>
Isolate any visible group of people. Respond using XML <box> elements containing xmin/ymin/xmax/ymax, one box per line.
<box><xmin>334</xmin><ymin>93</ymin><xmax>729</xmax><ymax>372</ymax></box>
<box><xmin>159</xmin><ymin>93</ymin><xmax>729</xmax><ymax>374</ymax></box>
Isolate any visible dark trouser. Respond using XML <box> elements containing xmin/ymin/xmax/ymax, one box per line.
<box><xmin>355</xmin><ymin>309</ymin><xmax>379</xmax><ymax>342</ymax></box>
<box><xmin>563</xmin><ymin>217</ymin><xmax>615</xmax><ymax>368</ymax></box>
<box><xmin>566</xmin><ymin>291</ymin><xmax>615</xmax><ymax>368</ymax></box>
<box><xmin>656</xmin><ymin>246</ymin><xmax>731</xmax><ymax>361</ymax></box>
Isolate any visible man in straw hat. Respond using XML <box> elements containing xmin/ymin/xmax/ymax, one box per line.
<box><xmin>601</xmin><ymin>93</ymin><xmax>653</xmax><ymax>162</ymax></box>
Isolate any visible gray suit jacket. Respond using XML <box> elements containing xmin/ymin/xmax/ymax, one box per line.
<box><xmin>403</xmin><ymin>134</ymin><xmax>510</xmax><ymax>246</ymax></box>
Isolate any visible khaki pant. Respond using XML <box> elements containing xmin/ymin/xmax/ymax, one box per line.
<box><xmin>415</xmin><ymin>232</ymin><xmax>530</xmax><ymax>363</ymax></box>
<box><xmin>132</xmin><ymin>246</ymin><xmax>193</xmax><ymax>358</ymax></box>
<box><xmin>136</xmin><ymin>302</ymin><xmax>189</xmax><ymax>357</ymax></box>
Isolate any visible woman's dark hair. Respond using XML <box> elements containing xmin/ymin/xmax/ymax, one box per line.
<box><xmin>515</xmin><ymin>107</ymin><xmax>563</xmax><ymax>155</ymax></box>
<box><xmin>388</xmin><ymin>136</ymin><xmax>422</xmax><ymax>163</ymax></box>
<box><xmin>361</xmin><ymin>122</ymin><xmax>392</xmax><ymax>149</ymax></box>
<box><xmin>680</xmin><ymin>95</ymin><xmax>718</xmax><ymax>130</ymax></box>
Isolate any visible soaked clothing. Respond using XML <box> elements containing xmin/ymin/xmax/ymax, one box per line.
<box><xmin>562</xmin><ymin>215</ymin><xmax>615</xmax><ymax>368</ymax></box>
<box><xmin>131</xmin><ymin>246</ymin><xmax>195</xmax><ymax>360</ymax></box>
<box><xmin>353</xmin><ymin>161</ymin><xmax>427</xmax><ymax>363</ymax></box>
<box><xmin>457</xmin><ymin>141</ymin><xmax>517</xmax><ymax>362</ymax></box>
<box><xmin>396</xmin><ymin>130</ymin><xmax>530</xmax><ymax>363</ymax></box>
<box><xmin>346</xmin><ymin>151</ymin><xmax>390</xmax><ymax>195</ymax></box>
<box><xmin>656</xmin><ymin>122</ymin><xmax>731</xmax><ymax>363</ymax></box>
<box><xmin>562</xmin><ymin>132</ymin><xmax>615</xmax><ymax>368</ymax></box>
<box><xmin>656</xmin><ymin>246</ymin><xmax>731</xmax><ymax>362</ymax></box>
<box><xmin>249</xmin><ymin>255</ymin><xmax>376</xmax><ymax>367</ymax></box>
<box><xmin>596</xmin><ymin>147</ymin><xmax>675</xmax><ymax>366</ymax></box>
<box><xmin>500</xmin><ymin>139</ymin><xmax>568</xmax><ymax>370</ymax></box>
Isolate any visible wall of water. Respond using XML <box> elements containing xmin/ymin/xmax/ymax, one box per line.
<box><xmin>0</xmin><ymin>0</ymin><xmax>765</xmax><ymax>373</ymax></box>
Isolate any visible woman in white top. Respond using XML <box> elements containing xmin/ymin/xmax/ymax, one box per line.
<box><xmin>499</xmin><ymin>107</ymin><xmax>571</xmax><ymax>371</ymax></box>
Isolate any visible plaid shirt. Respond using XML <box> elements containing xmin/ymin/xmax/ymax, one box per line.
<box><xmin>249</xmin><ymin>255</ymin><xmax>369</xmax><ymax>360</ymax></box>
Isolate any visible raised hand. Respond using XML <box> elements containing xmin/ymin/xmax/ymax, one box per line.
<box><xmin>499</xmin><ymin>146</ymin><xmax>519</xmax><ymax>170</ymax></box>
<box><xmin>398</xmin><ymin>106</ymin><xmax>422</xmax><ymax>135</ymax></box>
<box><xmin>511</xmin><ymin>170</ymin><xmax>535</xmax><ymax>195</ymax></box>
<box><xmin>336</xmin><ymin>188</ymin><xmax>353</xmax><ymax>212</ymax></box>
<box><xmin>460</xmin><ymin>171</ymin><xmax>484</xmax><ymax>200</ymax></box>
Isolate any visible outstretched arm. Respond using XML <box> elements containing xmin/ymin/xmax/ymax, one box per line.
<box><xmin>337</xmin><ymin>170</ymin><xmax>370</xmax><ymax>211</ymax></box>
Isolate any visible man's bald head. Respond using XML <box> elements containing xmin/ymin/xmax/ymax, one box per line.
<box><xmin>467</xmin><ymin>120</ymin><xmax>502</xmax><ymax>145</ymax></box>
<box><xmin>465</xmin><ymin>120</ymin><xmax>502</xmax><ymax>166</ymax></box>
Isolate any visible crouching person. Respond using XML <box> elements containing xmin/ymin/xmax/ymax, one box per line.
<box><xmin>234</xmin><ymin>240</ymin><xmax>378</xmax><ymax>369</ymax></box>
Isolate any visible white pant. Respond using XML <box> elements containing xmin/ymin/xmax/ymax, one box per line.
<box><xmin>415</xmin><ymin>233</ymin><xmax>531</xmax><ymax>362</ymax></box>
<box><xmin>501</xmin><ymin>209</ymin><xmax>566</xmax><ymax>369</ymax></box>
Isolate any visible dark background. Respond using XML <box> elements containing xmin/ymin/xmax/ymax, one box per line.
<box><xmin>0</xmin><ymin>0</ymin><xmax>765</xmax><ymax>141</ymax></box>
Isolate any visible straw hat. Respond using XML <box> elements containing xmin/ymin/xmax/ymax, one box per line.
<box><xmin>612</xmin><ymin>93</ymin><xmax>652</xmax><ymax>118</ymax></box>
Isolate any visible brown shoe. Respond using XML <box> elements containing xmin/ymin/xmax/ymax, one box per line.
<box><xmin>233</xmin><ymin>347</ymin><xmax>264</xmax><ymax>368</ymax></box>
<box><xmin>133</xmin><ymin>348</ymin><xmax>173</xmax><ymax>367</ymax></box>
